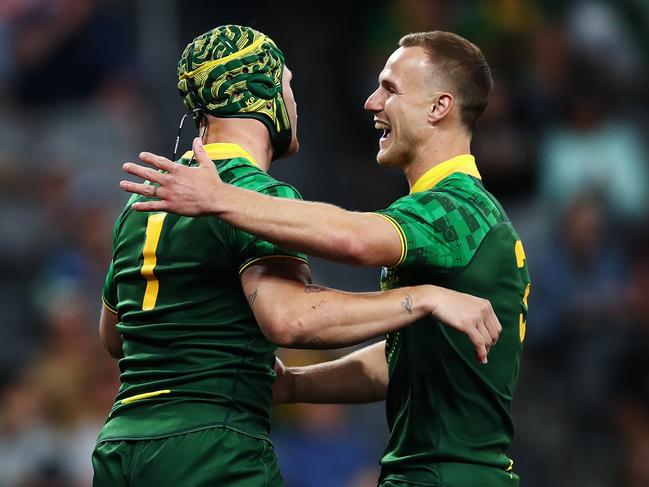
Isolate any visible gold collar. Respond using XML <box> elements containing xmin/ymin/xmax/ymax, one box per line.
<box><xmin>182</xmin><ymin>143</ymin><xmax>258</xmax><ymax>167</ymax></box>
<box><xmin>409</xmin><ymin>154</ymin><xmax>481</xmax><ymax>194</ymax></box>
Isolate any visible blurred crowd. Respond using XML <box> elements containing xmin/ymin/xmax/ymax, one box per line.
<box><xmin>0</xmin><ymin>1</ymin><xmax>647</xmax><ymax>486</ymax></box>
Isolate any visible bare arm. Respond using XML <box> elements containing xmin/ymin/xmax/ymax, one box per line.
<box><xmin>120</xmin><ymin>138</ymin><xmax>402</xmax><ymax>267</ymax></box>
<box><xmin>99</xmin><ymin>304</ymin><xmax>123</xmax><ymax>359</ymax></box>
<box><xmin>241</xmin><ymin>258</ymin><xmax>500</xmax><ymax>363</ymax></box>
<box><xmin>274</xmin><ymin>342</ymin><xmax>388</xmax><ymax>404</ymax></box>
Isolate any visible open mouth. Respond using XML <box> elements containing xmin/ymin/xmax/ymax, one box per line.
<box><xmin>375</xmin><ymin>121</ymin><xmax>392</xmax><ymax>142</ymax></box>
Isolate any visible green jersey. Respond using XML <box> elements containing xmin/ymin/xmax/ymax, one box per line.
<box><xmin>374</xmin><ymin>155</ymin><xmax>530</xmax><ymax>485</ymax></box>
<box><xmin>99</xmin><ymin>143</ymin><xmax>307</xmax><ymax>443</ymax></box>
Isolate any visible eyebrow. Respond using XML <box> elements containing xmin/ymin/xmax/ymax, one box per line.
<box><xmin>380</xmin><ymin>78</ymin><xmax>398</xmax><ymax>91</ymax></box>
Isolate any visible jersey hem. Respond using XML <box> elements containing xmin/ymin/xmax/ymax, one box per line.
<box><xmin>96</xmin><ymin>423</ymin><xmax>271</xmax><ymax>445</ymax></box>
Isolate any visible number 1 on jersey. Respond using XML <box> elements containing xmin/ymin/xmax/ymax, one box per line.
<box><xmin>141</xmin><ymin>213</ymin><xmax>167</xmax><ymax>310</ymax></box>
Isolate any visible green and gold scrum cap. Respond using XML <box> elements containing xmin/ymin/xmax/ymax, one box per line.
<box><xmin>177</xmin><ymin>25</ymin><xmax>292</xmax><ymax>159</ymax></box>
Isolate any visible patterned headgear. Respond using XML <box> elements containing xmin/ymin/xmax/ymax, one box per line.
<box><xmin>177</xmin><ymin>25</ymin><xmax>292</xmax><ymax>159</ymax></box>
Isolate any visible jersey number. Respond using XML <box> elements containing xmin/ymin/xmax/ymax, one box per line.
<box><xmin>515</xmin><ymin>240</ymin><xmax>530</xmax><ymax>342</ymax></box>
<box><xmin>141</xmin><ymin>213</ymin><xmax>167</xmax><ymax>310</ymax></box>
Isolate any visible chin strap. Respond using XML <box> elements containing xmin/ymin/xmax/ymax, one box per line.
<box><xmin>172</xmin><ymin>108</ymin><xmax>205</xmax><ymax>162</ymax></box>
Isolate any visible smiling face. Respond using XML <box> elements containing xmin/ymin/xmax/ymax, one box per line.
<box><xmin>279</xmin><ymin>66</ymin><xmax>299</xmax><ymax>158</ymax></box>
<box><xmin>364</xmin><ymin>46</ymin><xmax>444</xmax><ymax>168</ymax></box>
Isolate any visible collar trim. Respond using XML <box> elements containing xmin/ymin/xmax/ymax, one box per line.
<box><xmin>409</xmin><ymin>154</ymin><xmax>481</xmax><ymax>194</ymax></box>
<box><xmin>182</xmin><ymin>143</ymin><xmax>258</xmax><ymax>166</ymax></box>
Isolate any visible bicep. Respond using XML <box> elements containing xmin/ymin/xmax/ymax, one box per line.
<box><xmin>354</xmin><ymin>213</ymin><xmax>405</xmax><ymax>267</ymax></box>
<box><xmin>240</xmin><ymin>257</ymin><xmax>312</xmax><ymax>341</ymax></box>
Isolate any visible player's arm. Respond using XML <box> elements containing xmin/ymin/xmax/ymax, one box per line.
<box><xmin>273</xmin><ymin>342</ymin><xmax>388</xmax><ymax>405</ymax></box>
<box><xmin>240</xmin><ymin>258</ymin><xmax>499</xmax><ymax>362</ymax></box>
<box><xmin>121</xmin><ymin>138</ymin><xmax>402</xmax><ymax>267</ymax></box>
<box><xmin>99</xmin><ymin>304</ymin><xmax>123</xmax><ymax>359</ymax></box>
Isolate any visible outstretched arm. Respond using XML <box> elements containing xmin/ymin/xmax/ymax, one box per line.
<box><xmin>121</xmin><ymin>138</ymin><xmax>402</xmax><ymax>267</ymax></box>
<box><xmin>273</xmin><ymin>342</ymin><xmax>388</xmax><ymax>405</ymax></box>
<box><xmin>241</xmin><ymin>258</ymin><xmax>500</xmax><ymax>363</ymax></box>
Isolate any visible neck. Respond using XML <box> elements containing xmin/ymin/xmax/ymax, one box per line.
<box><xmin>403</xmin><ymin>128</ymin><xmax>472</xmax><ymax>190</ymax></box>
<box><xmin>201</xmin><ymin>116</ymin><xmax>273</xmax><ymax>171</ymax></box>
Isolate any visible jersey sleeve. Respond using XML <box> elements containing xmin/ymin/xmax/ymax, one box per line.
<box><xmin>102</xmin><ymin>261</ymin><xmax>118</xmax><ymax>314</ymax></box>
<box><xmin>374</xmin><ymin>190</ymin><xmax>489</xmax><ymax>271</ymax></box>
<box><xmin>234</xmin><ymin>183</ymin><xmax>309</xmax><ymax>273</ymax></box>
<box><xmin>102</xmin><ymin>210</ymin><xmax>125</xmax><ymax>314</ymax></box>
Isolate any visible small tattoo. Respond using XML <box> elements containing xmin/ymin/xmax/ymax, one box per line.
<box><xmin>401</xmin><ymin>295</ymin><xmax>413</xmax><ymax>315</ymax></box>
<box><xmin>304</xmin><ymin>284</ymin><xmax>325</xmax><ymax>294</ymax></box>
<box><xmin>248</xmin><ymin>289</ymin><xmax>258</xmax><ymax>308</ymax></box>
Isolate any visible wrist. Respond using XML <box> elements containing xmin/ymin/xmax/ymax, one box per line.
<box><xmin>209</xmin><ymin>180</ymin><xmax>233</xmax><ymax>216</ymax></box>
<box><xmin>420</xmin><ymin>285</ymin><xmax>440</xmax><ymax>317</ymax></box>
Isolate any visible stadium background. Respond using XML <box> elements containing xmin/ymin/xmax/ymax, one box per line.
<box><xmin>1</xmin><ymin>0</ymin><xmax>648</xmax><ymax>486</ymax></box>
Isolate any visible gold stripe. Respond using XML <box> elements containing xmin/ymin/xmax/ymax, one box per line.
<box><xmin>182</xmin><ymin>143</ymin><xmax>258</xmax><ymax>167</ymax></box>
<box><xmin>410</xmin><ymin>154</ymin><xmax>481</xmax><ymax>194</ymax></box>
<box><xmin>179</xmin><ymin>35</ymin><xmax>266</xmax><ymax>80</ymax></box>
<box><xmin>519</xmin><ymin>284</ymin><xmax>531</xmax><ymax>343</ymax></box>
<box><xmin>515</xmin><ymin>240</ymin><xmax>526</xmax><ymax>268</ymax></box>
<box><xmin>102</xmin><ymin>295</ymin><xmax>118</xmax><ymax>315</ymax></box>
<box><xmin>371</xmin><ymin>212</ymin><xmax>407</xmax><ymax>266</ymax></box>
<box><xmin>239</xmin><ymin>255</ymin><xmax>309</xmax><ymax>274</ymax></box>
<box><xmin>506</xmin><ymin>458</ymin><xmax>514</xmax><ymax>472</ymax></box>
<box><xmin>121</xmin><ymin>389</ymin><xmax>171</xmax><ymax>405</ymax></box>
<box><xmin>141</xmin><ymin>213</ymin><xmax>167</xmax><ymax>310</ymax></box>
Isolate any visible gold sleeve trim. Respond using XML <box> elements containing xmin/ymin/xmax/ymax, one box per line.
<box><xmin>371</xmin><ymin>212</ymin><xmax>407</xmax><ymax>267</ymax></box>
<box><xmin>102</xmin><ymin>295</ymin><xmax>118</xmax><ymax>315</ymax></box>
<box><xmin>239</xmin><ymin>255</ymin><xmax>309</xmax><ymax>274</ymax></box>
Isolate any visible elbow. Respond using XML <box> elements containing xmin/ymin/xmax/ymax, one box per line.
<box><xmin>334</xmin><ymin>229</ymin><xmax>372</xmax><ymax>266</ymax></box>
<box><xmin>261</xmin><ymin>316</ymin><xmax>303</xmax><ymax>348</ymax></box>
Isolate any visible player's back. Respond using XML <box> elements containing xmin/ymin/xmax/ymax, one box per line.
<box><xmin>100</xmin><ymin>144</ymin><xmax>306</xmax><ymax>443</ymax></box>
<box><xmin>377</xmin><ymin>166</ymin><xmax>530</xmax><ymax>486</ymax></box>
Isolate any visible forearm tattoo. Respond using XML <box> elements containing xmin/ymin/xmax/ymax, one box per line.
<box><xmin>248</xmin><ymin>289</ymin><xmax>258</xmax><ymax>308</ymax></box>
<box><xmin>401</xmin><ymin>294</ymin><xmax>413</xmax><ymax>315</ymax></box>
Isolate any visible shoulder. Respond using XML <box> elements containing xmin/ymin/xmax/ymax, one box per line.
<box><xmin>217</xmin><ymin>157</ymin><xmax>303</xmax><ymax>200</ymax></box>
<box><xmin>383</xmin><ymin>174</ymin><xmax>508</xmax><ymax>231</ymax></box>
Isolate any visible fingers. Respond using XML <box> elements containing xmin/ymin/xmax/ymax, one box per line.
<box><xmin>480</xmin><ymin>300</ymin><xmax>501</xmax><ymax>345</ymax></box>
<box><xmin>132</xmin><ymin>200</ymin><xmax>167</xmax><ymax>212</ymax></box>
<box><xmin>192</xmin><ymin>137</ymin><xmax>213</xmax><ymax>166</ymax></box>
<box><xmin>192</xmin><ymin>137</ymin><xmax>215</xmax><ymax>168</ymax></box>
<box><xmin>139</xmin><ymin>152</ymin><xmax>176</xmax><ymax>172</ymax></box>
<box><xmin>476</xmin><ymin>322</ymin><xmax>492</xmax><ymax>362</ymax></box>
<box><xmin>468</xmin><ymin>327</ymin><xmax>488</xmax><ymax>365</ymax></box>
<box><xmin>123</xmin><ymin>162</ymin><xmax>167</xmax><ymax>184</ymax></box>
<box><xmin>119</xmin><ymin>180</ymin><xmax>157</xmax><ymax>197</ymax></box>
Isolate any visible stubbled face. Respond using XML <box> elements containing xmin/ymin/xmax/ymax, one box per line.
<box><xmin>364</xmin><ymin>46</ymin><xmax>437</xmax><ymax>168</ymax></box>
<box><xmin>280</xmin><ymin>66</ymin><xmax>299</xmax><ymax>158</ymax></box>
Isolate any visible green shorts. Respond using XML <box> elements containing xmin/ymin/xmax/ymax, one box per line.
<box><xmin>379</xmin><ymin>463</ymin><xmax>520</xmax><ymax>487</ymax></box>
<box><xmin>92</xmin><ymin>426</ymin><xmax>283</xmax><ymax>487</ymax></box>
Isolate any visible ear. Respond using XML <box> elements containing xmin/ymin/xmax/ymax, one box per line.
<box><xmin>428</xmin><ymin>92</ymin><xmax>454</xmax><ymax>124</ymax></box>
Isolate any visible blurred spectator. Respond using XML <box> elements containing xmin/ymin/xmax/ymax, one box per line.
<box><xmin>614</xmin><ymin>230</ymin><xmax>649</xmax><ymax>487</ymax></box>
<box><xmin>538</xmin><ymin>65</ymin><xmax>649</xmax><ymax>223</ymax></box>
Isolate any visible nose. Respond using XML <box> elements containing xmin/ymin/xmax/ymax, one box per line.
<box><xmin>364</xmin><ymin>88</ymin><xmax>383</xmax><ymax>112</ymax></box>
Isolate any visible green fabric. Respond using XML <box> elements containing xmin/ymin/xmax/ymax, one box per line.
<box><xmin>100</xmin><ymin>154</ymin><xmax>307</xmax><ymax>443</ymax></box>
<box><xmin>92</xmin><ymin>426</ymin><xmax>284</xmax><ymax>487</ymax></box>
<box><xmin>375</xmin><ymin>173</ymin><xmax>530</xmax><ymax>486</ymax></box>
<box><xmin>177</xmin><ymin>25</ymin><xmax>291</xmax><ymax>159</ymax></box>
<box><xmin>378</xmin><ymin>461</ymin><xmax>519</xmax><ymax>487</ymax></box>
